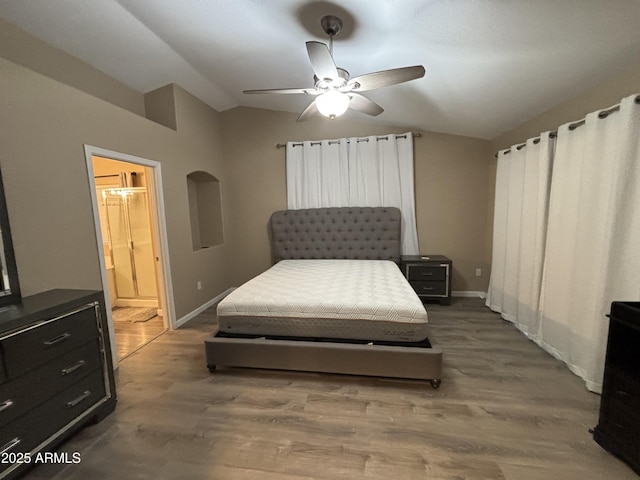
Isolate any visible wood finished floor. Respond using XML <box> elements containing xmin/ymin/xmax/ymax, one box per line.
<box><xmin>24</xmin><ymin>298</ymin><xmax>637</xmax><ymax>480</ymax></box>
<box><xmin>112</xmin><ymin>313</ymin><xmax>166</xmax><ymax>360</ymax></box>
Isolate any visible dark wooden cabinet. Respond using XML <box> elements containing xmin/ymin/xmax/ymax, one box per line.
<box><xmin>0</xmin><ymin>289</ymin><xmax>116</xmax><ymax>479</ymax></box>
<box><xmin>401</xmin><ymin>255</ymin><xmax>452</xmax><ymax>305</ymax></box>
<box><xmin>593</xmin><ymin>301</ymin><xmax>640</xmax><ymax>475</ymax></box>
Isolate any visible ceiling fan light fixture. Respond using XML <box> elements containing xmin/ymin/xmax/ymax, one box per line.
<box><xmin>243</xmin><ymin>15</ymin><xmax>425</xmax><ymax>122</ymax></box>
<box><xmin>316</xmin><ymin>90</ymin><xmax>350</xmax><ymax>119</ymax></box>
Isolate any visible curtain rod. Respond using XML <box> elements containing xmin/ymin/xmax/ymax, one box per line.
<box><xmin>496</xmin><ymin>94</ymin><xmax>640</xmax><ymax>158</ymax></box>
<box><xmin>276</xmin><ymin>132</ymin><xmax>422</xmax><ymax>149</ymax></box>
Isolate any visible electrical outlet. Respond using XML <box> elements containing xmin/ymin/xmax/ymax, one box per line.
<box><xmin>475</xmin><ymin>268</ymin><xmax>482</xmax><ymax>277</ymax></box>
<box><xmin>197</xmin><ymin>281</ymin><xmax>202</xmax><ymax>290</ymax></box>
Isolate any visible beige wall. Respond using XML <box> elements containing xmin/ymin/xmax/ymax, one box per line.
<box><xmin>220</xmin><ymin>107</ymin><xmax>494</xmax><ymax>291</ymax></box>
<box><xmin>492</xmin><ymin>61</ymin><xmax>640</xmax><ymax>151</ymax></box>
<box><xmin>0</xmin><ymin>58</ymin><xmax>230</xmax><ymax>319</ymax></box>
<box><xmin>0</xmin><ymin>18</ymin><xmax>145</xmax><ymax>116</ymax></box>
<box><xmin>414</xmin><ymin>131</ymin><xmax>493</xmax><ymax>291</ymax></box>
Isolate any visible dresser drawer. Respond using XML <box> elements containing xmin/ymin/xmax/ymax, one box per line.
<box><xmin>411</xmin><ymin>281</ymin><xmax>448</xmax><ymax>296</ymax></box>
<box><xmin>1</xmin><ymin>305</ymin><xmax>98</xmax><ymax>378</ymax></box>
<box><xmin>0</xmin><ymin>290</ymin><xmax>116</xmax><ymax>479</ymax></box>
<box><xmin>0</xmin><ymin>340</ymin><xmax>102</xmax><ymax>428</ymax></box>
<box><xmin>407</xmin><ymin>265</ymin><xmax>447</xmax><ymax>282</ymax></box>
<box><xmin>0</xmin><ymin>356</ymin><xmax>5</xmax><ymax>385</ymax></box>
<box><xmin>604</xmin><ymin>366</ymin><xmax>640</xmax><ymax>400</ymax></box>
<box><xmin>598</xmin><ymin>394</ymin><xmax>640</xmax><ymax>447</ymax></box>
<box><xmin>0</xmin><ymin>373</ymin><xmax>107</xmax><ymax>463</ymax></box>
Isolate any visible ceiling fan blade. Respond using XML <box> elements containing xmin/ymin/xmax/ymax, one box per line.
<box><xmin>297</xmin><ymin>99</ymin><xmax>321</xmax><ymax>122</ymax></box>
<box><xmin>348</xmin><ymin>93</ymin><xmax>384</xmax><ymax>116</ymax></box>
<box><xmin>243</xmin><ymin>87</ymin><xmax>319</xmax><ymax>95</ymax></box>
<box><xmin>306</xmin><ymin>41</ymin><xmax>339</xmax><ymax>82</ymax></box>
<box><xmin>347</xmin><ymin>65</ymin><xmax>425</xmax><ymax>92</ymax></box>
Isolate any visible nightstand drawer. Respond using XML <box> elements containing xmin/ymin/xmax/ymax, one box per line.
<box><xmin>407</xmin><ymin>265</ymin><xmax>447</xmax><ymax>282</ymax></box>
<box><xmin>411</xmin><ymin>281</ymin><xmax>448</xmax><ymax>296</ymax></box>
<box><xmin>401</xmin><ymin>255</ymin><xmax>452</xmax><ymax>306</ymax></box>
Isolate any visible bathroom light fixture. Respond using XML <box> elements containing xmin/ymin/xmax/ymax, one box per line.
<box><xmin>315</xmin><ymin>90</ymin><xmax>350</xmax><ymax>119</ymax></box>
<box><xmin>104</xmin><ymin>187</ymin><xmax>144</xmax><ymax>199</ymax></box>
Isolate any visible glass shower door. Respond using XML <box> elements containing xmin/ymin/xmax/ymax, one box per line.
<box><xmin>103</xmin><ymin>188</ymin><xmax>157</xmax><ymax>299</ymax></box>
<box><xmin>127</xmin><ymin>190</ymin><xmax>157</xmax><ymax>298</ymax></box>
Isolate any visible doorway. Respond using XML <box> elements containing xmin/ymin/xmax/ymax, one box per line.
<box><xmin>85</xmin><ymin>146</ymin><xmax>175</xmax><ymax>365</ymax></box>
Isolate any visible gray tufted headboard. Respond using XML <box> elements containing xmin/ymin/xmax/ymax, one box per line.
<box><xmin>269</xmin><ymin>207</ymin><xmax>401</xmax><ymax>263</ymax></box>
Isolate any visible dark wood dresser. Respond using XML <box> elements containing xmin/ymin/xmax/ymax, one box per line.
<box><xmin>0</xmin><ymin>289</ymin><xmax>116</xmax><ymax>479</ymax></box>
<box><xmin>401</xmin><ymin>255</ymin><xmax>452</xmax><ymax>305</ymax></box>
<box><xmin>593</xmin><ymin>301</ymin><xmax>640</xmax><ymax>475</ymax></box>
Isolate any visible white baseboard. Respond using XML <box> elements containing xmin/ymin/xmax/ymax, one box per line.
<box><xmin>174</xmin><ymin>288</ymin><xmax>235</xmax><ymax>328</ymax></box>
<box><xmin>452</xmin><ymin>291</ymin><xmax>487</xmax><ymax>299</ymax></box>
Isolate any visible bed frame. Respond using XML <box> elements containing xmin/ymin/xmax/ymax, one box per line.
<box><xmin>204</xmin><ymin>207</ymin><xmax>443</xmax><ymax>387</ymax></box>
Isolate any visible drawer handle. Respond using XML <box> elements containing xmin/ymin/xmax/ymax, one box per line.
<box><xmin>67</xmin><ymin>390</ymin><xmax>91</xmax><ymax>409</ymax></box>
<box><xmin>422</xmin><ymin>287</ymin><xmax>434</xmax><ymax>291</ymax></box>
<box><xmin>0</xmin><ymin>398</ymin><xmax>14</xmax><ymax>412</ymax></box>
<box><xmin>61</xmin><ymin>360</ymin><xmax>86</xmax><ymax>376</ymax></box>
<box><xmin>44</xmin><ymin>332</ymin><xmax>72</xmax><ymax>347</ymax></box>
<box><xmin>0</xmin><ymin>437</ymin><xmax>21</xmax><ymax>455</ymax></box>
<box><xmin>421</xmin><ymin>272</ymin><xmax>434</xmax><ymax>276</ymax></box>
<box><xmin>0</xmin><ymin>399</ymin><xmax>14</xmax><ymax>412</ymax></box>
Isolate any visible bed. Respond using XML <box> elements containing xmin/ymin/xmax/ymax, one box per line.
<box><xmin>204</xmin><ymin>207</ymin><xmax>442</xmax><ymax>387</ymax></box>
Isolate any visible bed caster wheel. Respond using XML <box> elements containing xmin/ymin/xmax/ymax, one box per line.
<box><xmin>207</xmin><ymin>365</ymin><xmax>217</xmax><ymax>373</ymax></box>
<box><xmin>430</xmin><ymin>379</ymin><xmax>441</xmax><ymax>389</ymax></box>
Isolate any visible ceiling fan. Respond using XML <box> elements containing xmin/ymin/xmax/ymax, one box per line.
<box><xmin>243</xmin><ymin>15</ymin><xmax>426</xmax><ymax>121</ymax></box>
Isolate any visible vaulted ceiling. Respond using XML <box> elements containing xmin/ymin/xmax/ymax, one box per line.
<box><xmin>1</xmin><ymin>0</ymin><xmax>640</xmax><ymax>139</ymax></box>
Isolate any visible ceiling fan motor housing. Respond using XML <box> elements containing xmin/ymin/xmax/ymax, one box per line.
<box><xmin>321</xmin><ymin>15</ymin><xmax>343</xmax><ymax>37</ymax></box>
<box><xmin>314</xmin><ymin>67</ymin><xmax>350</xmax><ymax>89</ymax></box>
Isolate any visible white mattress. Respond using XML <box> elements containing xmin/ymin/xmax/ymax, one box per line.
<box><xmin>217</xmin><ymin>259</ymin><xmax>428</xmax><ymax>342</ymax></box>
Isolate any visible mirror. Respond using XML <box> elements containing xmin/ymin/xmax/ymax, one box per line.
<box><xmin>0</xmin><ymin>167</ymin><xmax>21</xmax><ymax>306</ymax></box>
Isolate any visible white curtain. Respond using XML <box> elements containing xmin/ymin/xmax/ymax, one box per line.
<box><xmin>539</xmin><ymin>94</ymin><xmax>640</xmax><ymax>392</ymax></box>
<box><xmin>486</xmin><ymin>133</ymin><xmax>554</xmax><ymax>338</ymax></box>
<box><xmin>286</xmin><ymin>133</ymin><xmax>419</xmax><ymax>254</ymax></box>
<box><xmin>285</xmin><ymin>138</ymin><xmax>349</xmax><ymax>208</ymax></box>
<box><xmin>487</xmin><ymin>93</ymin><xmax>640</xmax><ymax>393</ymax></box>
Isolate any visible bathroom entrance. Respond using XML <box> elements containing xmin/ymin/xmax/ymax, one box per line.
<box><xmin>92</xmin><ymin>155</ymin><xmax>168</xmax><ymax>360</ymax></box>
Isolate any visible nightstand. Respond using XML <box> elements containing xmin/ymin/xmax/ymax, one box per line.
<box><xmin>401</xmin><ymin>255</ymin><xmax>452</xmax><ymax>305</ymax></box>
